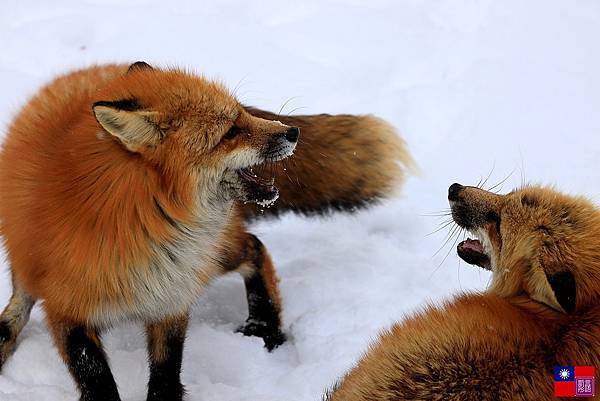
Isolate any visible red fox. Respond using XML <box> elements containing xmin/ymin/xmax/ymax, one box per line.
<box><xmin>0</xmin><ymin>61</ymin><xmax>299</xmax><ymax>401</ymax></box>
<box><xmin>0</xmin><ymin>62</ymin><xmax>413</xmax><ymax>400</ymax></box>
<box><xmin>325</xmin><ymin>184</ymin><xmax>600</xmax><ymax>401</ymax></box>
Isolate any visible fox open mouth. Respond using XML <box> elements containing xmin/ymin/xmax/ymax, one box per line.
<box><xmin>236</xmin><ymin>167</ymin><xmax>279</xmax><ymax>207</ymax></box>
<box><xmin>457</xmin><ymin>238</ymin><xmax>491</xmax><ymax>270</ymax></box>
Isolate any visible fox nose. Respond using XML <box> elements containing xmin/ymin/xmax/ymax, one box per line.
<box><xmin>448</xmin><ymin>183</ymin><xmax>464</xmax><ymax>201</ymax></box>
<box><xmin>285</xmin><ymin>127</ymin><xmax>300</xmax><ymax>143</ymax></box>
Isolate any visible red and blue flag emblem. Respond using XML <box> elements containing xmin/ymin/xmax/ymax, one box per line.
<box><xmin>554</xmin><ymin>366</ymin><xmax>595</xmax><ymax>397</ymax></box>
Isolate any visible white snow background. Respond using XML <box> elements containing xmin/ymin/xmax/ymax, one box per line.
<box><xmin>1</xmin><ymin>0</ymin><xmax>600</xmax><ymax>400</ymax></box>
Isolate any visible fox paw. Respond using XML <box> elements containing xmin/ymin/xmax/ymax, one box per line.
<box><xmin>236</xmin><ymin>321</ymin><xmax>286</xmax><ymax>351</ymax></box>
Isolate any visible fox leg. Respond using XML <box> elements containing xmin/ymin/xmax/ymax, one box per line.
<box><xmin>145</xmin><ymin>313</ymin><xmax>189</xmax><ymax>401</ymax></box>
<box><xmin>47</xmin><ymin>316</ymin><xmax>120</xmax><ymax>401</ymax></box>
<box><xmin>0</xmin><ymin>279</ymin><xmax>35</xmax><ymax>370</ymax></box>
<box><xmin>234</xmin><ymin>233</ymin><xmax>286</xmax><ymax>350</ymax></box>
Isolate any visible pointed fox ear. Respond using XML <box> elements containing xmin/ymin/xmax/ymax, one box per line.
<box><xmin>93</xmin><ymin>100</ymin><xmax>163</xmax><ymax>152</ymax></box>
<box><xmin>527</xmin><ymin>267</ymin><xmax>576</xmax><ymax>313</ymax></box>
<box><xmin>545</xmin><ymin>271</ymin><xmax>576</xmax><ymax>313</ymax></box>
<box><xmin>127</xmin><ymin>61</ymin><xmax>153</xmax><ymax>74</ymax></box>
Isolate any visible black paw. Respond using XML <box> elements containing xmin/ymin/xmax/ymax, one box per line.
<box><xmin>147</xmin><ymin>383</ymin><xmax>185</xmax><ymax>401</ymax></box>
<box><xmin>237</xmin><ymin>321</ymin><xmax>286</xmax><ymax>351</ymax></box>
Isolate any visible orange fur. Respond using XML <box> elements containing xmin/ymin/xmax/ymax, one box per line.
<box><xmin>0</xmin><ymin>63</ymin><xmax>291</xmax><ymax>325</ymax></box>
<box><xmin>327</xmin><ymin>185</ymin><xmax>600</xmax><ymax>401</ymax></box>
<box><xmin>0</xmin><ymin>63</ymin><xmax>297</xmax><ymax>398</ymax></box>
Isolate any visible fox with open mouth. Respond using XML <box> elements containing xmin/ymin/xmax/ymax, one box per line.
<box><xmin>0</xmin><ymin>61</ymin><xmax>299</xmax><ymax>401</ymax></box>
<box><xmin>325</xmin><ymin>183</ymin><xmax>600</xmax><ymax>401</ymax></box>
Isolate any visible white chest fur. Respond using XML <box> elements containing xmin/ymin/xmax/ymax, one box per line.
<box><xmin>91</xmin><ymin>199</ymin><xmax>233</xmax><ymax>326</ymax></box>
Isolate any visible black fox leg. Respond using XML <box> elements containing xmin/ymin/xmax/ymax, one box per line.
<box><xmin>145</xmin><ymin>314</ymin><xmax>189</xmax><ymax>401</ymax></box>
<box><xmin>235</xmin><ymin>233</ymin><xmax>286</xmax><ymax>351</ymax></box>
<box><xmin>0</xmin><ymin>279</ymin><xmax>35</xmax><ymax>370</ymax></box>
<box><xmin>47</xmin><ymin>317</ymin><xmax>120</xmax><ymax>401</ymax></box>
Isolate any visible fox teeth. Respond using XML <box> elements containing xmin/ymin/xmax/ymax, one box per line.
<box><xmin>475</xmin><ymin>228</ymin><xmax>493</xmax><ymax>255</ymax></box>
<box><xmin>468</xmin><ymin>230</ymin><xmax>489</xmax><ymax>254</ymax></box>
<box><xmin>257</xmin><ymin>193</ymin><xmax>279</xmax><ymax>208</ymax></box>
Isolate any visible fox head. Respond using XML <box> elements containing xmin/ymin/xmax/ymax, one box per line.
<box><xmin>448</xmin><ymin>183</ymin><xmax>600</xmax><ymax>314</ymax></box>
<box><xmin>92</xmin><ymin>61</ymin><xmax>299</xmax><ymax>207</ymax></box>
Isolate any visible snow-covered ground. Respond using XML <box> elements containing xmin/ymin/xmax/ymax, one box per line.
<box><xmin>1</xmin><ymin>1</ymin><xmax>600</xmax><ymax>400</ymax></box>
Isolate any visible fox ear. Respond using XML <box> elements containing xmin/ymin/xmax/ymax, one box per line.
<box><xmin>93</xmin><ymin>100</ymin><xmax>163</xmax><ymax>152</ymax></box>
<box><xmin>527</xmin><ymin>267</ymin><xmax>576</xmax><ymax>313</ymax></box>
<box><xmin>127</xmin><ymin>61</ymin><xmax>153</xmax><ymax>74</ymax></box>
<box><xmin>545</xmin><ymin>271</ymin><xmax>576</xmax><ymax>313</ymax></box>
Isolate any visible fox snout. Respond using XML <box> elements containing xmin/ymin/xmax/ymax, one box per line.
<box><xmin>263</xmin><ymin>126</ymin><xmax>300</xmax><ymax>162</ymax></box>
<box><xmin>447</xmin><ymin>182</ymin><xmax>464</xmax><ymax>202</ymax></box>
<box><xmin>449</xmin><ymin>183</ymin><xmax>501</xmax><ymax>271</ymax></box>
<box><xmin>448</xmin><ymin>182</ymin><xmax>476</xmax><ymax>229</ymax></box>
<box><xmin>285</xmin><ymin>126</ymin><xmax>300</xmax><ymax>142</ymax></box>
<box><xmin>448</xmin><ymin>183</ymin><xmax>500</xmax><ymax>230</ymax></box>
<box><xmin>223</xmin><ymin>118</ymin><xmax>299</xmax><ymax>206</ymax></box>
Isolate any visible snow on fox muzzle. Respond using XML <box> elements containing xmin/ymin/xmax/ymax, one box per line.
<box><xmin>237</xmin><ymin>166</ymin><xmax>279</xmax><ymax>207</ymax></box>
<box><xmin>457</xmin><ymin>238</ymin><xmax>491</xmax><ymax>270</ymax></box>
<box><xmin>234</xmin><ymin>128</ymin><xmax>298</xmax><ymax>207</ymax></box>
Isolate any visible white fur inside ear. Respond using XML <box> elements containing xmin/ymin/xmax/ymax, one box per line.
<box><xmin>93</xmin><ymin>105</ymin><xmax>161</xmax><ymax>151</ymax></box>
<box><xmin>528</xmin><ymin>267</ymin><xmax>566</xmax><ymax>313</ymax></box>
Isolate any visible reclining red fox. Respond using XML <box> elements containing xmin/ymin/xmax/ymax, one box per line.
<box><xmin>326</xmin><ymin>183</ymin><xmax>600</xmax><ymax>401</ymax></box>
<box><xmin>0</xmin><ymin>62</ymin><xmax>413</xmax><ymax>400</ymax></box>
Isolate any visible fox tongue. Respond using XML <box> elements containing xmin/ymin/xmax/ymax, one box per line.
<box><xmin>457</xmin><ymin>238</ymin><xmax>491</xmax><ymax>270</ymax></box>
<box><xmin>460</xmin><ymin>238</ymin><xmax>484</xmax><ymax>253</ymax></box>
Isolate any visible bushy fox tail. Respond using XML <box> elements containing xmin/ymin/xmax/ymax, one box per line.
<box><xmin>243</xmin><ymin>107</ymin><xmax>416</xmax><ymax>218</ymax></box>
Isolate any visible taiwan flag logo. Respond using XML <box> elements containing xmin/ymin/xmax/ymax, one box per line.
<box><xmin>554</xmin><ymin>366</ymin><xmax>595</xmax><ymax>397</ymax></box>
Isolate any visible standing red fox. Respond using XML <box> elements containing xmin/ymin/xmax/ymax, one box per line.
<box><xmin>326</xmin><ymin>184</ymin><xmax>600</xmax><ymax>401</ymax></box>
<box><xmin>0</xmin><ymin>62</ymin><xmax>413</xmax><ymax>400</ymax></box>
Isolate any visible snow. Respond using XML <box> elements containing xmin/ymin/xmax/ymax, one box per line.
<box><xmin>1</xmin><ymin>0</ymin><xmax>600</xmax><ymax>400</ymax></box>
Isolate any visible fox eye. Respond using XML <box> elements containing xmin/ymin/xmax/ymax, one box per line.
<box><xmin>223</xmin><ymin>125</ymin><xmax>241</xmax><ymax>140</ymax></box>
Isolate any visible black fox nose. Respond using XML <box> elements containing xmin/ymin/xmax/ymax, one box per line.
<box><xmin>285</xmin><ymin>127</ymin><xmax>300</xmax><ymax>143</ymax></box>
<box><xmin>448</xmin><ymin>183</ymin><xmax>464</xmax><ymax>201</ymax></box>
